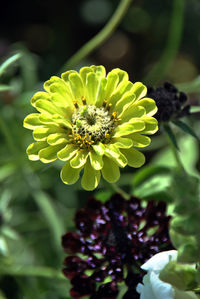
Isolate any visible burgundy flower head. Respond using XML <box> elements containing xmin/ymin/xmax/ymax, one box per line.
<box><xmin>62</xmin><ymin>194</ymin><xmax>172</xmax><ymax>298</ymax></box>
<box><xmin>147</xmin><ymin>82</ymin><xmax>190</xmax><ymax>122</ymax></box>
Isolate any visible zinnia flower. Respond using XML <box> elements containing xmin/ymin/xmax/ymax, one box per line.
<box><xmin>136</xmin><ymin>250</ymin><xmax>198</xmax><ymax>299</ymax></box>
<box><xmin>147</xmin><ymin>82</ymin><xmax>190</xmax><ymax>122</ymax></box>
<box><xmin>24</xmin><ymin>66</ymin><xmax>158</xmax><ymax>190</ymax></box>
<box><xmin>62</xmin><ymin>194</ymin><xmax>172</xmax><ymax>298</ymax></box>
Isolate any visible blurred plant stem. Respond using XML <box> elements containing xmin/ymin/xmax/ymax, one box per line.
<box><xmin>176</xmin><ymin>75</ymin><xmax>200</xmax><ymax>93</ymax></box>
<box><xmin>0</xmin><ymin>265</ymin><xmax>65</xmax><ymax>280</ymax></box>
<box><xmin>163</xmin><ymin>124</ymin><xmax>185</xmax><ymax>173</ymax></box>
<box><xmin>144</xmin><ymin>0</ymin><xmax>185</xmax><ymax>84</ymax></box>
<box><xmin>0</xmin><ymin>53</ymin><xmax>21</xmax><ymax>78</ymax></box>
<box><xmin>0</xmin><ymin>113</ymin><xmax>64</xmax><ymax>253</ymax></box>
<box><xmin>0</xmin><ymin>114</ymin><xmax>17</xmax><ymax>157</ymax></box>
<box><xmin>103</xmin><ymin>180</ymin><xmax>130</xmax><ymax>200</ymax></box>
<box><xmin>59</xmin><ymin>0</ymin><xmax>133</xmax><ymax>73</ymax></box>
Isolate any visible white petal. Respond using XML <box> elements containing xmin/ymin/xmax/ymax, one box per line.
<box><xmin>150</xmin><ymin>271</ymin><xmax>174</xmax><ymax>299</ymax></box>
<box><xmin>136</xmin><ymin>274</ymin><xmax>155</xmax><ymax>299</ymax></box>
<box><xmin>141</xmin><ymin>250</ymin><xmax>178</xmax><ymax>273</ymax></box>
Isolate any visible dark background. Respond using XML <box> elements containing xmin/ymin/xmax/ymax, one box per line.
<box><xmin>0</xmin><ymin>1</ymin><xmax>200</xmax><ymax>298</ymax></box>
<box><xmin>1</xmin><ymin>0</ymin><xmax>200</xmax><ymax>82</ymax></box>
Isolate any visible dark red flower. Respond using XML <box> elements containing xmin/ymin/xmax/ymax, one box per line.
<box><xmin>62</xmin><ymin>194</ymin><xmax>172</xmax><ymax>298</ymax></box>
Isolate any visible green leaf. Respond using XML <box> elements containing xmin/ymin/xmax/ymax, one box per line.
<box><xmin>178</xmin><ymin>242</ymin><xmax>200</xmax><ymax>264</ymax></box>
<box><xmin>164</xmin><ymin>123</ymin><xmax>179</xmax><ymax>150</ymax></box>
<box><xmin>0</xmin><ymin>264</ymin><xmax>66</xmax><ymax>280</ymax></box>
<box><xmin>33</xmin><ymin>191</ymin><xmax>65</xmax><ymax>252</ymax></box>
<box><xmin>132</xmin><ymin>165</ymin><xmax>171</xmax><ymax>188</ymax></box>
<box><xmin>170</xmin><ymin>172</ymin><xmax>200</xmax><ymax>215</ymax></box>
<box><xmin>0</xmin><ymin>190</ymin><xmax>12</xmax><ymax>211</ymax></box>
<box><xmin>170</xmin><ymin>229</ymin><xmax>194</xmax><ymax>249</ymax></box>
<box><xmin>0</xmin><ymin>53</ymin><xmax>21</xmax><ymax>77</ymax></box>
<box><xmin>0</xmin><ymin>84</ymin><xmax>13</xmax><ymax>92</ymax></box>
<box><xmin>190</xmin><ymin>106</ymin><xmax>200</xmax><ymax>114</ymax></box>
<box><xmin>160</xmin><ymin>261</ymin><xmax>198</xmax><ymax>291</ymax></box>
<box><xmin>141</xmin><ymin>190</ymin><xmax>173</xmax><ymax>203</ymax></box>
<box><xmin>1</xmin><ymin>226</ymin><xmax>19</xmax><ymax>241</ymax></box>
<box><xmin>0</xmin><ymin>163</ymin><xmax>16</xmax><ymax>182</ymax></box>
<box><xmin>133</xmin><ymin>174</ymin><xmax>172</xmax><ymax>201</ymax></box>
<box><xmin>173</xmin><ymin>120</ymin><xmax>199</xmax><ymax>140</ymax></box>
<box><xmin>116</xmin><ymin>283</ymin><xmax>128</xmax><ymax>299</ymax></box>
<box><xmin>0</xmin><ymin>289</ymin><xmax>6</xmax><ymax>299</ymax></box>
<box><xmin>152</xmin><ymin>134</ymin><xmax>199</xmax><ymax>177</ymax></box>
<box><xmin>176</xmin><ymin>75</ymin><xmax>200</xmax><ymax>93</ymax></box>
<box><xmin>0</xmin><ymin>237</ymin><xmax>8</xmax><ymax>256</ymax></box>
<box><xmin>95</xmin><ymin>190</ymin><xmax>112</xmax><ymax>203</ymax></box>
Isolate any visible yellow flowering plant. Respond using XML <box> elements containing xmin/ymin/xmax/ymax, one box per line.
<box><xmin>24</xmin><ymin>65</ymin><xmax>158</xmax><ymax>190</ymax></box>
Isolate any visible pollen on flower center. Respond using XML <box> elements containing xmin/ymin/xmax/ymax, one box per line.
<box><xmin>71</xmin><ymin>103</ymin><xmax>118</xmax><ymax>148</ymax></box>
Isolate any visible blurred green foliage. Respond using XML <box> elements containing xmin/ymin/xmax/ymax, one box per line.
<box><xmin>0</xmin><ymin>0</ymin><xmax>200</xmax><ymax>298</ymax></box>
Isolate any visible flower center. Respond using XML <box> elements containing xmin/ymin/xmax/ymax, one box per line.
<box><xmin>70</xmin><ymin>103</ymin><xmax>118</xmax><ymax>148</ymax></box>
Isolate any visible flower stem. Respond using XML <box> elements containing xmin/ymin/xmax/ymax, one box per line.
<box><xmin>112</xmin><ymin>183</ymin><xmax>130</xmax><ymax>200</ymax></box>
<box><xmin>0</xmin><ymin>113</ymin><xmax>64</xmax><ymax>253</ymax></box>
<box><xmin>103</xmin><ymin>179</ymin><xmax>130</xmax><ymax>200</ymax></box>
<box><xmin>144</xmin><ymin>0</ymin><xmax>185</xmax><ymax>84</ymax></box>
<box><xmin>0</xmin><ymin>265</ymin><xmax>66</xmax><ymax>280</ymax></box>
<box><xmin>0</xmin><ymin>113</ymin><xmax>16</xmax><ymax>157</ymax></box>
<box><xmin>164</xmin><ymin>124</ymin><xmax>185</xmax><ymax>172</ymax></box>
<box><xmin>59</xmin><ymin>0</ymin><xmax>133</xmax><ymax>74</ymax></box>
<box><xmin>176</xmin><ymin>75</ymin><xmax>200</xmax><ymax>94</ymax></box>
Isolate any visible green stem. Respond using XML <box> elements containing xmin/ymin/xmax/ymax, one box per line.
<box><xmin>144</xmin><ymin>0</ymin><xmax>185</xmax><ymax>84</ymax></box>
<box><xmin>0</xmin><ymin>53</ymin><xmax>21</xmax><ymax>77</ymax></box>
<box><xmin>112</xmin><ymin>183</ymin><xmax>130</xmax><ymax>200</ymax></box>
<box><xmin>104</xmin><ymin>180</ymin><xmax>130</xmax><ymax>200</ymax></box>
<box><xmin>164</xmin><ymin>125</ymin><xmax>185</xmax><ymax>172</ymax></box>
<box><xmin>0</xmin><ymin>113</ymin><xmax>64</xmax><ymax>253</ymax></box>
<box><xmin>0</xmin><ymin>265</ymin><xmax>66</xmax><ymax>280</ymax></box>
<box><xmin>59</xmin><ymin>0</ymin><xmax>132</xmax><ymax>74</ymax></box>
<box><xmin>175</xmin><ymin>75</ymin><xmax>200</xmax><ymax>93</ymax></box>
<box><xmin>33</xmin><ymin>191</ymin><xmax>65</xmax><ymax>251</ymax></box>
<box><xmin>0</xmin><ymin>113</ymin><xmax>16</xmax><ymax>157</ymax></box>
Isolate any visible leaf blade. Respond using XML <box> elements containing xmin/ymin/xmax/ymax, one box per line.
<box><xmin>173</xmin><ymin>120</ymin><xmax>199</xmax><ymax>140</ymax></box>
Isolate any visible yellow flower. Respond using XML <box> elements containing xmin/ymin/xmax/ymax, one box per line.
<box><xmin>24</xmin><ymin>66</ymin><xmax>158</xmax><ymax>190</ymax></box>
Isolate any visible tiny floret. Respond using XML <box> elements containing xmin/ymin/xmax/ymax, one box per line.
<box><xmin>24</xmin><ymin>66</ymin><xmax>158</xmax><ymax>190</ymax></box>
